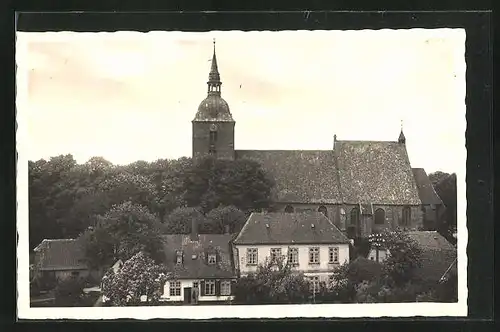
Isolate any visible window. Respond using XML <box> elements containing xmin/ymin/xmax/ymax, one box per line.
<box><xmin>328</xmin><ymin>247</ymin><xmax>339</xmax><ymax>264</ymax></box>
<box><xmin>318</xmin><ymin>205</ymin><xmax>328</xmax><ymax>217</ymax></box>
<box><xmin>402</xmin><ymin>206</ymin><xmax>411</xmax><ymax>226</ymax></box>
<box><xmin>350</xmin><ymin>207</ymin><xmax>360</xmax><ymax>226</ymax></box>
<box><xmin>246</xmin><ymin>248</ymin><xmax>258</xmax><ymax>265</ymax></box>
<box><xmin>288</xmin><ymin>247</ymin><xmax>299</xmax><ymax>265</ymax></box>
<box><xmin>284</xmin><ymin>205</ymin><xmax>294</xmax><ymax>213</ymax></box>
<box><xmin>374</xmin><ymin>208</ymin><xmax>385</xmax><ymax>225</ymax></box>
<box><xmin>209</xmin><ymin>130</ymin><xmax>218</xmax><ymax>143</ymax></box>
<box><xmin>176</xmin><ymin>251</ymin><xmax>183</xmax><ymax>265</ymax></box>
<box><xmin>208</xmin><ymin>253</ymin><xmax>216</xmax><ymax>265</ymax></box>
<box><xmin>270</xmin><ymin>248</ymin><xmax>282</xmax><ymax>262</ymax></box>
<box><xmin>309</xmin><ymin>276</ymin><xmax>320</xmax><ymax>294</ymax></box>
<box><xmin>169</xmin><ymin>281</ymin><xmax>181</xmax><ymax>296</ymax></box>
<box><xmin>205</xmin><ymin>280</ymin><xmax>216</xmax><ymax>296</ymax></box>
<box><xmin>220</xmin><ymin>281</ymin><xmax>231</xmax><ymax>296</ymax></box>
<box><xmin>309</xmin><ymin>247</ymin><xmax>320</xmax><ymax>264</ymax></box>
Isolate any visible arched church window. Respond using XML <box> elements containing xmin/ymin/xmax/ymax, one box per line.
<box><xmin>284</xmin><ymin>205</ymin><xmax>294</xmax><ymax>213</ymax></box>
<box><xmin>374</xmin><ymin>208</ymin><xmax>385</xmax><ymax>225</ymax></box>
<box><xmin>350</xmin><ymin>207</ymin><xmax>360</xmax><ymax>226</ymax></box>
<box><xmin>318</xmin><ymin>206</ymin><xmax>327</xmax><ymax>217</ymax></box>
<box><xmin>402</xmin><ymin>206</ymin><xmax>411</xmax><ymax>226</ymax></box>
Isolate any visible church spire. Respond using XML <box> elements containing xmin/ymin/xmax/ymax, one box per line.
<box><xmin>207</xmin><ymin>38</ymin><xmax>221</xmax><ymax>95</ymax></box>
<box><xmin>398</xmin><ymin>120</ymin><xmax>406</xmax><ymax>144</ymax></box>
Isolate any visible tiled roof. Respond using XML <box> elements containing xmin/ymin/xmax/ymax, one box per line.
<box><xmin>407</xmin><ymin>231</ymin><xmax>457</xmax><ymax>282</ymax></box>
<box><xmin>335</xmin><ymin>140</ymin><xmax>421</xmax><ymax>205</ymax></box>
<box><xmin>412</xmin><ymin>168</ymin><xmax>443</xmax><ymax>205</ymax></box>
<box><xmin>235</xmin><ymin>150</ymin><xmax>342</xmax><ymax>204</ymax></box>
<box><xmin>162</xmin><ymin>234</ymin><xmax>236</xmax><ymax>279</ymax></box>
<box><xmin>33</xmin><ymin>239</ymin><xmax>87</xmax><ymax>271</ymax></box>
<box><xmin>233</xmin><ymin>211</ymin><xmax>350</xmax><ymax>245</ymax></box>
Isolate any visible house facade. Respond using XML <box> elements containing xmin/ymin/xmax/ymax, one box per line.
<box><xmin>160</xmin><ymin>231</ymin><xmax>237</xmax><ymax>304</ymax></box>
<box><xmin>191</xmin><ymin>42</ymin><xmax>433</xmax><ymax>240</ymax></box>
<box><xmin>233</xmin><ymin>212</ymin><xmax>350</xmax><ymax>289</ymax></box>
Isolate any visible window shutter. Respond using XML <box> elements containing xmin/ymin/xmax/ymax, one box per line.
<box><xmin>216</xmin><ymin>280</ymin><xmax>221</xmax><ymax>296</ymax></box>
<box><xmin>200</xmin><ymin>280</ymin><xmax>205</xmax><ymax>296</ymax></box>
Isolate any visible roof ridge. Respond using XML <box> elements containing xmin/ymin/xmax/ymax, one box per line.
<box><xmin>236</xmin><ymin>149</ymin><xmax>333</xmax><ymax>153</ymax></box>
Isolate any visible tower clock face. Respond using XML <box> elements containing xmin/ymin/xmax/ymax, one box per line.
<box><xmin>210</xmin><ymin>124</ymin><xmax>218</xmax><ymax>131</ymax></box>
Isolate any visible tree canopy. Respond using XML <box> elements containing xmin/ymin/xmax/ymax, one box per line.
<box><xmin>80</xmin><ymin>201</ymin><xmax>166</xmax><ymax>269</ymax></box>
<box><xmin>28</xmin><ymin>154</ymin><xmax>273</xmax><ymax>250</ymax></box>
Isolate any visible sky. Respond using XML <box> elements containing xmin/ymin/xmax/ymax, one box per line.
<box><xmin>16</xmin><ymin>29</ymin><xmax>466</xmax><ymax>173</ymax></box>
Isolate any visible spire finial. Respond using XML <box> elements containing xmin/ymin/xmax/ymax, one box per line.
<box><xmin>398</xmin><ymin>120</ymin><xmax>406</xmax><ymax>144</ymax></box>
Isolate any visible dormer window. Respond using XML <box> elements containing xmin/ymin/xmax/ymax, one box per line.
<box><xmin>176</xmin><ymin>251</ymin><xmax>183</xmax><ymax>265</ymax></box>
<box><xmin>208</xmin><ymin>253</ymin><xmax>216</xmax><ymax>265</ymax></box>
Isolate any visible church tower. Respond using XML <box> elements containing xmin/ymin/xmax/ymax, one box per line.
<box><xmin>192</xmin><ymin>40</ymin><xmax>235</xmax><ymax>160</ymax></box>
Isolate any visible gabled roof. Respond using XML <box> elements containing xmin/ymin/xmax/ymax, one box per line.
<box><xmin>233</xmin><ymin>211</ymin><xmax>350</xmax><ymax>245</ymax></box>
<box><xmin>162</xmin><ymin>234</ymin><xmax>236</xmax><ymax>279</ymax></box>
<box><xmin>335</xmin><ymin>140</ymin><xmax>421</xmax><ymax>205</ymax></box>
<box><xmin>406</xmin><ymin>231</ymin><xmax>457</xmax><ymax>282</ymax></box>
<box><xmin>33</xmin><ymin>239</ymin><xmax>87</xmax><ymax>271</ymax></box>
<box><xmin>412</xmin><ymin>168</ymin><xmax>443</xmax><ymax>205</ymax></box>
<box><xmin>235</xmin><ymin>150</ymin><xmax>342</xmax><ymax>204</ymax></box>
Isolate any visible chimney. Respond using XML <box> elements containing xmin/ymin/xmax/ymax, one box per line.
<box><xmin>191</xmin><ymin>218</ymin><xmax>199</xmax><ymax>241</ymax></box>
<box><xmin>333</xmin><ymin>134</ymin><xmax>337</xmax><ymax>149</ymax></box>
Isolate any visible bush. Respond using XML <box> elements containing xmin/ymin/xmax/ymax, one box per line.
<box><xmin>54</xmin><ymin>277</ymin><xmax>86</xmax><ymax>307</ymax></box>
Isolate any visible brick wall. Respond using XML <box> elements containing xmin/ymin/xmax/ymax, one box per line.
<box><xmin>192</xmin><ymin>121</ymin><xmax>235</xmax><ymax>160</ymax></box>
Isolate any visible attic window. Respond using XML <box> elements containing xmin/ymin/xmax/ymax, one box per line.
<box><xmin>191</xmin><ymin>254</ymin><xmax>197</xmax><ymax>260</ymax></box>
<box><xmin>311</xmin><ymin>224</ymin><xmax>315</xmax><ymax>228</ymax></box>
<box><xmin>265</xmin><ymin>223</ymin><xmax>270</xmax><ymax>228</ymax></box>
<box><xmin>208</xmin><ymin>253</ymin><xmax>216</xmax><ymax>265</ymax></box>
<box><xmin>176</xmin><ymin>251</ymin><xmax>183</xmax><ymax>265</ymax></box>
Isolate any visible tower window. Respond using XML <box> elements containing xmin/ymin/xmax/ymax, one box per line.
<box><xmin>209</xmin><ymin>129</ymin><xmax>217</xmax><ymax>155</ymax></box>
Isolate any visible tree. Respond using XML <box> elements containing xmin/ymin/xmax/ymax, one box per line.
<box><xmin>150</xmin><ymin>157</ymin><xmax>193</xmax><ymax>219</ymax></box>
<box><xmin>101</xmin><ymin>252</ymin><xmax>169</xmax><ymax>306</ymax></box>
<box><xmin>54</xmin><ymin>277</ymin><xmax>86</xmax><ymax>307</ymax></box>
<box><xmin>233</xmin><ymin>255</ymin><xmax>310</xmax><ymax>304</ymax></box>
<box><xmin>378</xmin><ymin>230</ymin><xmax>423</xmax><ymax>285</ymax></box>
<box><xmin>163</xmin><ymin>206</ymin><xmax>207</xmax><ymax>234</ymax></box>
<box><xmin>29</xmin><ymin>155</ymin><xmax>78</xmax><ymax>248</ymax></box>
<box><xmin>432</xmin><ymin>173</ymin><xmax>457</xmax><ymax>243</ymax></box>
<box><xmin>80</xmin><ymin>202</ymin><xmax>165</xmax><ymax>269</ymax></box>
<box><xmin>205</xmin><ymin>205</ymin><xmax>247</xmax><ymax>234</ymax></box>
<box><xmin>183</xmin><ymin>157</ymin><xmax>274</xmax><ymax>213</ymax></box>
<box><xmin>428</xmin><ymin>171</ymin><xmax>450</xmax><ymax>188</ymax></box>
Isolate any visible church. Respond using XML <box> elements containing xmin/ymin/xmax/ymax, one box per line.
<box><xmin>191</xmin><ymin>42</ymin><xmax>444</xmax><ymax>239</ymax></box>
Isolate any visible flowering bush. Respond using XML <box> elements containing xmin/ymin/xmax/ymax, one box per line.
<box><xmin>101</xmin><ymin>252</ymin><xmax>169</xmax><ymax>306</ymax></box>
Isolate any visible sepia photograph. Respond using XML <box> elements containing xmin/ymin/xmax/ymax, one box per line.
<box><xmin>16</xmin><ymin>28</ymin><xmax>466</xmax><ymax>319</ymax></box>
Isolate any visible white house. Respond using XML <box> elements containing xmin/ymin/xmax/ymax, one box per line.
<box><xmin>160</xmin><ymin>230</ymin><xmax>237</xmax><ymax>304</ymax></box>
<box><xmin>233</xmin><ymin>211</ymin><xmax>350</xmax><ymax>292</ymax></box>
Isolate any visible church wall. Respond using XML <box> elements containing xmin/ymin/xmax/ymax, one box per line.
<box><xmin>192</xmin><ymin>122</ymin><xmax>235</xmax><ymax>160</ymax></box>
<box><xmin>345</xmin><ymin>204</ymin><xmax>423</xmax><ymax>237</ymax></box>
